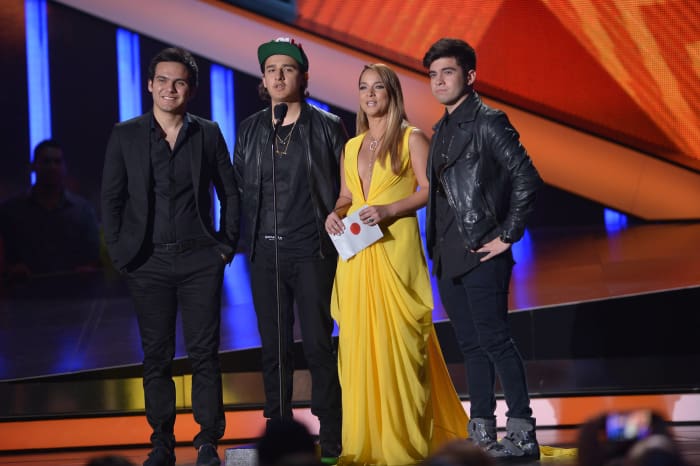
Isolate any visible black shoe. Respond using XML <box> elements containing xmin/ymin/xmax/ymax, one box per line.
<box><xmin>196</xmin><ymin>443</ymin><xmax>221</xmax><ymax>466</ymax></box>
<box><xmin>320</xmin><ymin>454</ymin><xmax>339</xmax><ymax>465</ymax></box>
<box><xmin>143</xmin><ymin>447</ymin><xmax>175</xmax><ymax>466</ymax></box>
<box><xmin>317</xmin><ymin>443</ymin><xmax>340</xmax><ymax>465</ymax></box>
<box><xmin>319</xmin><ymin>417</ymin><xmax>341</xmax><ymax>464</ymax></box>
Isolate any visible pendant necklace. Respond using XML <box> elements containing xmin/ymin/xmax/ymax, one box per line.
<box><xmin>368</xmin><ymin>133</ymin><xmax>382</xmax><ymax>152</ymax></box>
<box><xmin>275</xmin><ymin>119</ymin><xmax>298</xmax><ymax>156</ymax></box>
<box><xmin>367</xmin><ymin>132</ymin><xmax>383</xmax><ymax>171</ymax></box>
<box><xmin>367</xmin><ymin>131</ymin><xmax>384</xmax><ymax>168</ymax></box>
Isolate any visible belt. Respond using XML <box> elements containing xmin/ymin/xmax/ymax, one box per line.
<box><xmin>153</xmin><ymin>237</ymin><xmax>214</xmax><ymax>253</ymax></box>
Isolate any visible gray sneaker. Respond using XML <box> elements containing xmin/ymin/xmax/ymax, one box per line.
<box><xmin>467</xmin><ymin>417</ymin><xmax>498</xmax><ymax>449</ymax></box>
<box><xmin>492</xmin><ymin>417</ymin><xmax>540</xmax><ymax>461</ymax></box>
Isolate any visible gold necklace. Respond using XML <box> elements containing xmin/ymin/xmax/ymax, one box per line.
<box><xmin>368</xmin><ymin>152</ymin><xmax>377</xmax><ymax>172</ymax></box>
<box><xmin>275</xmin><ymin>119</ymin><xmax>298</xmax><ymax>156</ymax></box>
<box><xmin>366</xmin><ymin>132</ymin><xmax>384</xmax><ymax>172</ymax></box>
<box><xmin>367</xmin><ymin>133</ymin><xmax>383</xmax><ymax>151</ymax></box>
<box><xmin>365</xmin><ymin>134</ymin><xmax>381</xmax><ymax>174</ymax></box>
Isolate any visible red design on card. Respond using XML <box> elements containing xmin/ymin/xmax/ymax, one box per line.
<box><xmin>350</xmin><ymin>223</ymin><xmax>361</xmax><ymax>235</ymax></box>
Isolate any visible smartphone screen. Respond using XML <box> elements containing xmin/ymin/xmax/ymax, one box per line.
<box><xmin>605</xmin><ymin>410</ymin><xmax>652</xmax><ymax>441</ymax></box>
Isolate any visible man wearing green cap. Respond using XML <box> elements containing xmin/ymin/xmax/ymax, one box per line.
<box><xmin>232</xmin><ymin>37</ymin><xmax>346</xmax><ymax>462</ymax></box>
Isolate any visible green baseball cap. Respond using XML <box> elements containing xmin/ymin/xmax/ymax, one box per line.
<box><xmin>258</xmin><ymin>37</ymin><xmax>309</xmax><ymax>72</ymax></box>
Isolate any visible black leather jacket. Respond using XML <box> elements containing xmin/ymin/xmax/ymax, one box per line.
<box><xmin>233</xmin><ymin>102</ymin><xmax>347</xmax><ymax>258</ymax></box>
<box><xmin>426</xmin><ymin>91</ymin><xmax>542</xmax><ymax>255</ymax></box>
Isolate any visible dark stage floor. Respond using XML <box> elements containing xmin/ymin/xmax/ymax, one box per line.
<box><xmin>1</xmin><ymin>424</ymin><xmax>699</xmax><ymax>465</ymax></box>
<box><xmin>1</xmin><ymin>222</ymin><xmax>699</xmax><ymax>464</ymax></box>
<box><xmin>2</xmin><ymin>222</ymin><xmax>699</xmax><ymax>382</ymax></box>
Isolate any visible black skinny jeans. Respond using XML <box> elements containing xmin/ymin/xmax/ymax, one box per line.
<box><xmin>437</xmin><ymin>251</ymin><xmax>533</xmax><ymax>420</ymax></box>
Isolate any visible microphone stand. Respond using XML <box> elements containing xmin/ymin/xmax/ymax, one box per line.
<box><xmin>271</xmin><ymin>103</ymin><xmax>288</xmax><ymax>419</ymax></box>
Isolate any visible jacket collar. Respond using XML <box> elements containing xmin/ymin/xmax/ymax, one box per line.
<box><xmin>430</xmin><ymin>91</ymin><xmax>481</xmax><ymax>168</ymax></box>
<box><xmin>432</xmin><ymin>90</ymin><xmax>480</xmax><ymax>131</ymax></box>
<box><xmin>262</xmin><ymin>101</ymin><xmax>312</xmax><ymax>127</ymax></box>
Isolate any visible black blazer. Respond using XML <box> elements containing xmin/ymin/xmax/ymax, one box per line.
<box><xmin>101</xmin><ymin>112</ymin><xmax>239</xmax><ymax>271</ymax></box>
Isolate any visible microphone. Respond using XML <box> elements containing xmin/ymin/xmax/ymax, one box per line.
<box><xmin>270</xmin><ymin>100</ymin><xmax>288</xmax><ymax>418</ymax></box>
<box><xmin>273</xmin><ymin>103</ymin><xmax>288</xmax><ymax>129</ymax></box>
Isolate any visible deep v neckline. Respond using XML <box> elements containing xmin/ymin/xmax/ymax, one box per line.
<box><xmin>357</xmin><ymin>133</ymin><xmax>375</xmax><ymax>201</ymax></box>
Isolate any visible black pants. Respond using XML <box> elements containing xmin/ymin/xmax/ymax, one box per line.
<box><xmin>437</xmin><ymin>251</ymin><xmax>533</xmax><ymax>420</ymax></box>
<box><xmin>249</xmin><ymin>247</ymin><xmax>341</xmax><ymax>423</ymax></box>
<box><xmin>126</xmin><ymin>245</ymin><xmax>226</xmax><ymax>450</ymax></box>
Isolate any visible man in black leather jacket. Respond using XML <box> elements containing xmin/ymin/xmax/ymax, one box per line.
<box><xmin>232</xmin><ymin>38</ymin><xmax>345</xmax><ymax>463</ymax></box>
<box><xmin>423</xmin><ymin>38</ymin><xmax>543</xmax><ymax>461</ymax></box>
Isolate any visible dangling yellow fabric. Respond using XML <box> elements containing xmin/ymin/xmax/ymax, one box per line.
<box><xmin>540</xmin><ymin>445</ymin><xmax>578</xmax><ymax>460</ymax></box>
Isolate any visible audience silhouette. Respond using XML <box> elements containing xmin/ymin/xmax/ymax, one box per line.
<box><xmin>0</xmin><ymin>139</ymin><xmax>99</xmax><ymax>283</ymax></box>
<box><xmin>256</xmin><ymin>418</ymin><xmax>321</xmax><ymax>466</ymax></box>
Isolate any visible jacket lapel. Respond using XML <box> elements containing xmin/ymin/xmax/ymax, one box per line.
<box><xmin>256</xmin><ymin>110</ymin><xmax>273</xmax><ymax>185</ymax></box>
<box><xmin>439</xmin><ymin>92</ymin><xmax>480</xmax><ymax>168</ymax></box>
<box><xmin>132</xmin><ymin>114</ymin><xmax>152</xmax><ymax>189</ymax></box>
<box><xmin>188</xmin><ymin>116</ymin><xmax>203</xmax><ymax>197</ymax></box>
<box><xmin>297</xmin><ymin>103</ymin><xmax>311</xmax><ymax>161</ymax></box>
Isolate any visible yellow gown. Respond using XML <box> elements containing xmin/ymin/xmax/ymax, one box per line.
<box><xmin>331</xmin><ymin>127</ymin><xmax>468</xmax><ymax>465</ymax></box>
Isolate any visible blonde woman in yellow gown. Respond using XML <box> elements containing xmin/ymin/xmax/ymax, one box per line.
<box><xmin>325</xmin><ymin>64</ymin><xmax>468</xmax><ymax>465</ymax></box>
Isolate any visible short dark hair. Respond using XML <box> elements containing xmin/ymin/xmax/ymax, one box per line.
<box><xmin>148</xmin><ymin>47</ymin><xmax>199</xmax><ymax>88</ymax></box>
<box><xmin>33</xmin><ymin>139</ymin><xmax>63</xmax><ymax>163</ymax></box>
<box><xmin>422</xmin><ymin>38</ymin><xmax>476</xmax><ymax>72</ymax></box>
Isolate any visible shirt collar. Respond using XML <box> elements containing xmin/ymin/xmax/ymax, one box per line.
<box><xmin>150</xmin><ymin>112</ymin><xmax>193</xmax><ymax>137</ymax></box>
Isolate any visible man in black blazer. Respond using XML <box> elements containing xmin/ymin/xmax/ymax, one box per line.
<box><xmin>101</xmin><ymin>47</ymin><xmax>238</xmax><ymax>466</ymax></box>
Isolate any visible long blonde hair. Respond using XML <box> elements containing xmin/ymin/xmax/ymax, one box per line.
<box><xmin>356</xmin><ymin>64</ymin><xmax>409</xmax><ymax>175</ymax></box>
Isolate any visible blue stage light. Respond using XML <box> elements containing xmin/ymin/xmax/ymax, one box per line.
<box><xmin>604</xmin><ymin>208</ymin><xmax>628</xmax><ymax>233</ymax></box>
<box><xmin>210</xmin><ymin>64</ymin><xmax>236</xmax><ymax>229</ymax></box>
<box><xmin>116</xmin><ymin>29</ymin><xmax>142</xmax><ymax>122</ymax></box>
<box><xmin>510</xmin><ymin>229</ymin><xmax>537</xmax><ymax>309</ymax></box>
<box><xmin>307</xmin><ymin>97</ymin><xmax>330</xmax><ymax>111</ymax></box>
<box><xmin>25</xmin><ymin>0</ymin><xmax>51</xmax><ymax>185</ymax></box>
<box><xmin>209</xmin><ymin>65</ymin><xmax>257</xmax><ymax>336</ymax></box>
<box><xmin>512</xmin><ymin>228</ymin><xmax>534</xmax><ymax>265</ymax></box>
<box><xmin>210</xmin><ymin>65</ymin><xmax>236</xmax><ymax>155</ymax></box>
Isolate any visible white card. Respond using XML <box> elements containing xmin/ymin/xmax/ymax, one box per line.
<box><xmin>329</xmin><ymin>207</ymin><xmax>384</xmax><ymax>260</ymax></box>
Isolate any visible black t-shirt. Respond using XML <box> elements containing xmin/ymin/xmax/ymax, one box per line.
<box><xmin>431</xmin><ymin>103</ymin><xmax>481</xmax><ymax>279</ymax></box>
<box><xmin>257</xmin><ymin>122</ymin><xmax>319</xmax><ymax>259</ymax></box>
